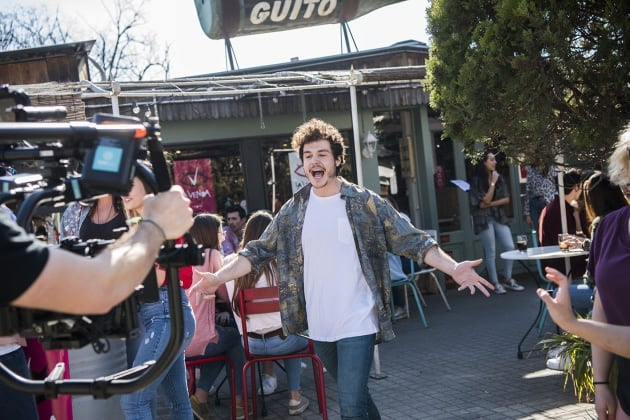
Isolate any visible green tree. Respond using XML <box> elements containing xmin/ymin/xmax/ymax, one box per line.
<box><xmin>426</xmin><ymin>0</ymin><xmax>630</xmax><ymax>168</ymax></box>
<box><xmin>0</xmin><ymin>0</ymin><xmax>170</xmax><ymax>81</ymax></box>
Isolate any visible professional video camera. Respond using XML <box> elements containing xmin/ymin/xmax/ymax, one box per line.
<box><xmin>0</xmin><ymin>84</ymin><xmax>203</xmax><ymax>399</ymax></box>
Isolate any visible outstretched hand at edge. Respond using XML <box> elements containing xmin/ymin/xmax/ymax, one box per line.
<box><xmin>536</xmin><ymin>267</ymin><xmax>575</xmax><ymax>331</ymax></box>
<box><xmin>453</xmin><ymin>259</ymin><xmax>494</xmax><ymax>297</ymax></box>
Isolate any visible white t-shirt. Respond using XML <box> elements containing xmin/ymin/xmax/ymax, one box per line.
<box><xmin>225</xmin><ymin>273</ymin><xmax>282</xmax><ymax>336</ymax></box>
<box><xmin>302</xmin><ymin>189</ymin><xmax>378</xmax><ymax>341</ymax></box>
<box><xmin>0</xmin><ymin>343</ymin><xmax>20</xmax><ymax>356</ymax></box>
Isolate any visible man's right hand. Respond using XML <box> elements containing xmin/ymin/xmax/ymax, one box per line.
<box><xmin>191</xmin><ymin>270</ymin><xmax>221</xmax><ymax>296</ymax></box>
<box><xmin>142</xmin><ymin>185</ymin><xmax>192</xmax><ymax>239</ymax></box>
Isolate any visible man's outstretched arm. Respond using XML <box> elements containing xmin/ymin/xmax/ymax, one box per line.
<box><xmin>423</xmin><ymin>245</ymin><xmax>493</xmax><ymax>297</ymax></box>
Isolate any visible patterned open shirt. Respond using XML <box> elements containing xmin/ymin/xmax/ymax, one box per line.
<box><xmin>239</xmin><ymin>179</ymin><xmax>437</xmax><ymax>343</ymax></box>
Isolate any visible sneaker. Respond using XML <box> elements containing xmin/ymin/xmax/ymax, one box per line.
<box><xmin>393</xmin><ymin>306</ymin><xmax>406</xmax><ymax>320</ymax></box>
<box><xmin>289</xmin><ymin>396</ymin><xmax>310</xmax><ymax>415</ymax></box>
<box><xmin>235</xmin><ymin>401</ymin><xmax>253</xmax><ymax>420</ymax></box>
<box><xmin>494</xmin><ymin>283</ymin><xmax>507</xmax><ymax>295</ymax></box>
<box><xmin>235</xmin><ymin>405</ymin><xmax>244</xmax><ymax>420</ymax></box>
<box><xmin>546</xmin><ymin>345</ymin><xmax>569</xmax><ymax>371</ymax></box>
<box><xmin>258</xmin><ymin>373</ymin><xmax>277</xmax><ymax>395</ymax></box>
<box><xmin>503</xmin><ymin>278</ymin><xmax>525</xmax><ymax>291</ymax></box>
<box><xmin>190</xmin><ymin>395</ymin><xmax>215</xmax><ymax>420</ymax></box>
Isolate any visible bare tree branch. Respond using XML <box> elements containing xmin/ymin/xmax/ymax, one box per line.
<box><xmin>0</xmin><ymin>0</ymin><xmax>170</xmax><ymax>81</ymax></box>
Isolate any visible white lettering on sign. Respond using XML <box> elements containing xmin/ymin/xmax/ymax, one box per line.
<box><xmin>250</xmin><ymin>0</ymin><xmax>338</xmax><ymax>25</ymax></box>
<box><xmin>187</xmin><ymin>189</ymin><xmax>212</xmax><ymax>200</ymax></box>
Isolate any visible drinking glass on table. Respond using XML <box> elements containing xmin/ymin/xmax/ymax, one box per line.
<box><xmin>516</xmin><ymin>235</ymin><xmax>528</xmax><ymax>252</ymax></box>
<box><xmin>558</xmin><ymin>233</ymin><xmax>581</xmax><ymax>251</ymax></box>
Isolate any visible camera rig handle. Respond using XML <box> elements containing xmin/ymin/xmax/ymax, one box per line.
<box><xmin>0</xmin><ymin>116</ymin><xmax>202</xmax><ymax>399</ymax></box>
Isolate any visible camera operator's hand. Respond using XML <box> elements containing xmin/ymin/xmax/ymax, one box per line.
<box><xmin>142</xmin><ymin>186</ymin><xmax>193</xmax><ymax>239</ymax></box>
<box><xmin>7</xmin><ymin>187</ymin><xmax>191</xmax><ymax>315</ymax></box>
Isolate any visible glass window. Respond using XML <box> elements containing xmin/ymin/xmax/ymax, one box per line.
<box><xmin>434</xmin><ymin>135</ymin><xmax>461</xmax><ymax>232</ymax></box>
<box><xmin>374</xmin><ymin>111</ymin><xmax>411</xmax><ymax>216</ymax></box>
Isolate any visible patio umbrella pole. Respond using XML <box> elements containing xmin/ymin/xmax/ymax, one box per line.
<box><xmin>556</xmin><ymin>154</ymin><xmax>572</xmax><ymax>276</ymax></box>
<box><xmin>370</xmin><ymin>345</ymin><xmax>387</xmax><ymax>379</ymax></box>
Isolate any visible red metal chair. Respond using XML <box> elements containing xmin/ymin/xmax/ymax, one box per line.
<box><xmin>185</xmin><ymin>354</ymin><xmax>236</xmax><ymax>420</ymax></box>
<box><xmin>237</xmin><ymin>286</ymin><xmax>328</xmax><ymax>419</ymax></box>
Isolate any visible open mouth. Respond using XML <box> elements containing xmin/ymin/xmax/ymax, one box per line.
<box><xmin>311</xmin><ymin>169</ymin><xmax>325</xmax><ymax>179</ymax></box>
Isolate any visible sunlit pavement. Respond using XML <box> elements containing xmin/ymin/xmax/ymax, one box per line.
<box><xmin>164</xmin><ymin>273</ymin><xmax>596</xmax><ymax>419</ymax></box>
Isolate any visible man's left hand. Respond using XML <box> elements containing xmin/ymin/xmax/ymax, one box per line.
<box><xmin>452</xmin><ymin>259</ymin><xmax>494</xmax><ymax>297</ymax></box>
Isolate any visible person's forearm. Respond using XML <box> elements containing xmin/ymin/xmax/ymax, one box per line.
<box><xmin>566</xmin><ymin>319</ymin><xmax>630</xmax><ymax>359</ymax></box>
<box><xmin>423</xmin><ymin>245</ymin><xmax>457</xmax><ymax>275</ymax></box>
<box><xmin>214</xmin><ymin>255</ymin><xmax>253</xmax><ymax>284</ymax></box>
<box><xmin>481</xmin><ymin>190</ymin><xmax>493</xmax><ymax>205</ymax></box>
<box><xmin>14</xmin><ymin>223</ymin><xmax>164</xmax><ymax>314</ymax></box>
<box><xmin>486</xmin><ymin>197</ymin><xmax>509</xmax><ymax>207</ymax></box>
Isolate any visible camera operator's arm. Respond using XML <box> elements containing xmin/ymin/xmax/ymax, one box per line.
<box><xmin>10</xmin><ymin>187</ymin><xmax>192</xmax><ymax>314</ymax></box>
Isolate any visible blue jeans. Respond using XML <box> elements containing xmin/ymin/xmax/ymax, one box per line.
<box><xmin>313</xmin><ymin>334</ymin><xmax>380</xmax><ymax>420</ymax></box>
<box><xmin>247</xmin><ymin>333</ymin><xmax>308</xmax><ymax>391</ymax></box>
<box><xmin>197</xmin><ymin>324</ymin><xmax>246</xmax><ymax>396</ymax></box>
<box><xmin>120</xmin><ymin>287</ymin><xmax>195</xmax><ymax>420</ymax></box>
<box><xmin>478</xmin><ymin>217</ymin><xmax>515</xmax><ymax>285</ymax></box>
<box><xmin>0</xmin><ymin>347</ymin><xmax>38</xmax><ymax>419</ymax></box>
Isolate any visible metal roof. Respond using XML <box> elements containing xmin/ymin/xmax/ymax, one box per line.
<box><xmin>13</xmin><ymin>65</ymin><xmax>427</xmax><ymax>122</ymax></box>
<box><xmin>0</xmin><ymin>41</ymin><xmax>95</xmax><ymax>64</ymax></box>
<box><xmin>9</xmin><ymin>37</ymin><xmax>429</xmax><ymax>122</ymax></box>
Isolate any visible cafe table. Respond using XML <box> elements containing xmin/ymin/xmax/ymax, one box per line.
<box><xmin>500</xmin><ymin>245</ymin><xmax>589</xmax><ymax>359</ymax></box>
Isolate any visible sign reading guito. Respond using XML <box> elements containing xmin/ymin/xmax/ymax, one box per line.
<box><xmin>195</xmin><ymin>0</ymin><xmax>404</xmax><ymax>39</ymax></box>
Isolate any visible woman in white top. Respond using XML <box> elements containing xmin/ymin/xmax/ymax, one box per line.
<box><xmin>225</xmin><ymin>210</ymin><xmax>310</xmax><ymax>416</ymax></box>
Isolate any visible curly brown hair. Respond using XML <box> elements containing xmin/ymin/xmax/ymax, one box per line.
<box><xmin>290</xmin><ymin>118</ymin><xmax>346</xmax><ymax>175</ymax></box>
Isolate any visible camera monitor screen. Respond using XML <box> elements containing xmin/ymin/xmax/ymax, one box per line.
<box><xmin>92</xmin><ymin>140</ymin><xmax>125</xmax><ymax>173</ymax></box>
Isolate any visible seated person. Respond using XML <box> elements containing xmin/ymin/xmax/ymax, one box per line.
<box><xmin>187</xmin><ymin>213</ymin><xmax>246</xmax><ymax>420</ymax></box>
<box><xmin>225</xmin><ymin>210</ymin><xmax>310</xmax><ymax>416</ymax></box>
<box><xmin>539</xmin><ymin>169</ymin><xmax>588</xmax><ymax>279</ymax></box>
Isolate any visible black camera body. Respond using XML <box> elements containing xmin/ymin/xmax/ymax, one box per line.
<box><xmin>0</xmin><ymin>86</ymin><xmax>149</xmax><ymax>350</ymax></box>
<box><xmin>0</xmin><ymin>85</ymin><xmax>203</xmax><ymax>398</ymax></box>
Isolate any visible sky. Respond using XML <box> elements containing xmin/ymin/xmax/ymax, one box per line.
<box><xmin>8</xmin><ymin>0</ymin><xmax>430</xmax><ymax>78</ymax></box>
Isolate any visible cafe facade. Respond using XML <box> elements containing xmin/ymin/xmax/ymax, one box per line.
<box><xmin>11</xmin><ymin>40</ymin><xmax>529</xmax><ymax>272</ymax></box>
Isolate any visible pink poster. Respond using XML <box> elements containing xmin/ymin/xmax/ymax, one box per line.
<box><xmin>172</xmin><ymin>159</ymin><xmax>217</xmax><ymax>214</ymax></box>
<box><xmin>45</xmin><ymin>349</ymin><xmax>72</xmax><ymax>420</ymax></box>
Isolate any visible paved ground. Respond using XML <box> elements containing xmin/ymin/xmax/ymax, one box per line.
<box><xmin>194</xmin><ymin>273</ymin><xmax>596</xmax><ymax>420</ymax></box>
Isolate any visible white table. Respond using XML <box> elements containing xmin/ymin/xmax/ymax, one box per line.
<box><xmin>501</xmin><ymin>245</ymin><xmax>588</xmax><ymax>262</ymax></box>
<box><xmin>501</xmin><ymin>246</ymin><xmax>589</xmax><ymax>358</ymax></box>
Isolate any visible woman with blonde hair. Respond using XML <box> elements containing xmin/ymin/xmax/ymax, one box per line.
<box><xmin>539</xmin><ymin>124</ymin><xmax>630</xmax><ymax>420</ymax></box>
<box><xmin>609</xmin><ymin>124</ymin><xmax>630</xmax><ymax>201</ymax></box>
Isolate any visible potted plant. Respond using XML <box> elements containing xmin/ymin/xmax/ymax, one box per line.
<box><xmin>539</xmin><ymin>319</ymin><xmax>617</xmax><ymax>404</ymax></box>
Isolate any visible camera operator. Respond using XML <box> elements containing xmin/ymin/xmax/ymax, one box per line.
<box><xmin>0</xmin><ymin>203</ymin><xmax>38</xmax><ymax>419</ymax></box>
<box><xmin>1</xmin><ymin>186</ymin><xmax>193</xmax><ymax>314</ymax></box>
